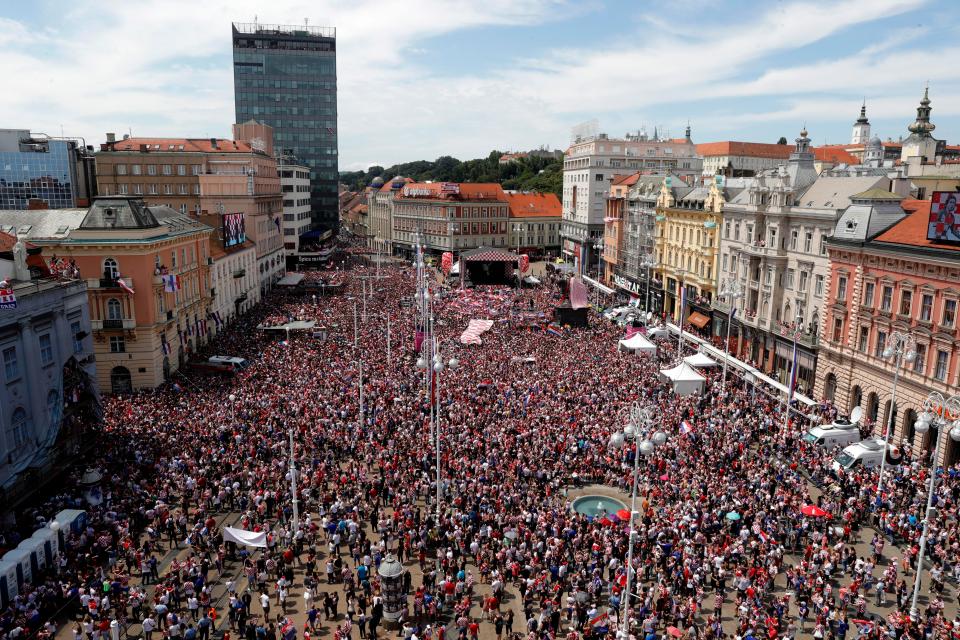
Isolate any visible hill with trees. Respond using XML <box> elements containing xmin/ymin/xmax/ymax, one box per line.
<box><xmin>339</xmin><ymin>151</ymin><xmax>563</xmax><ymax>197</ymax></box>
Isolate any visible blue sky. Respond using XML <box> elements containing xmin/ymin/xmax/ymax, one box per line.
<box><xmin>1</xmin><ymin>0</ymin><xmax>958</xmax><ymax>171</ymax></box>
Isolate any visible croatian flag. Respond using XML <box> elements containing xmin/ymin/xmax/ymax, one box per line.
<box><xmin>164</xmin><ymin>274</ymin><xmax>176</xmax><ymax>293</ymax></box>
<box><xmin>679</xmin><ymin>420</ymin><xmax>694</xmax><ymax>436</ymax></box>
<box><xmin>161</xmin><ymin>336</ymin><xmax>170</xmax><ymax>356</ymax></box>
<box><xmin>117</xmin><ymin>277</ymin><xmax>135</xmax><ymax>295</ymax></box>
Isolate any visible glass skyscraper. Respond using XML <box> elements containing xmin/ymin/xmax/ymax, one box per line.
<box><xmin>0</xmin><ymin>129</ymin><xmax>86</xmax><ymax>210</ymax></box>
<box><xmin>232</xmin><ymin>23</ymin><xmax>338</xmax><ymax>232</ymax></box>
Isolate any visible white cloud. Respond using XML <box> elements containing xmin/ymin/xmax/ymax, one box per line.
<box><xmin>0</xmin><ymin>0</ymin><xmax>954</xmax><ymax>170</ymax></box>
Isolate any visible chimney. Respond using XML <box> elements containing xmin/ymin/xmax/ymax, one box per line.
<box><xmin>210</xmin><ymin>138</ymin><xmax>218</xmax><ymax>150</ymax></box>
<box><xmin>106</xmin><ymin>132</ymin><xmax>116</xmax><ymax>143</ymax></box>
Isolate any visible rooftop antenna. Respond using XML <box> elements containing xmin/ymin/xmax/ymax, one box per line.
<box><xmin>305</xmin><ymin>18</ymin><xmax>309</xmax><ymax>26</ymax></box>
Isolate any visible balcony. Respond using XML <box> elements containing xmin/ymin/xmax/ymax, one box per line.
<box><xmin>773</xmin><ymin>322</ymin><xmax>820</xmax><ymax>349</ymax></box>
<box><xmin>233</xmin><ymin>269</ymin><xmax>246</xmax><ymax>279</ymax></box>
<box><xmin>88</xmin><ymin>276</ymin><xmax>135</xmax><ymax>290</ymax></box>
<box><xmin>92</xmin><ymin>318</ymin><xmax>136</xmax><ymax>330</ymax></box>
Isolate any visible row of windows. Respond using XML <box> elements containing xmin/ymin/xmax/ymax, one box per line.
<box><xmin>114</xmin><ymin>163</ymin><xmax>201</xmax><ymax>176</ymax></box>
<box><xmin>843</xmin><ymin>323</ymin><xmax>958</xmax><ymax>384</ymax></box>
<box><xmin>724</xmin><ymin>219</ymin><xmax>828</xmax><ymax>255</ymax></box>
<box><xmin>234</xmin><ymin>101</ymin><xmax>335</xmax><ymax>116</ymax></box>
<box><xmin>836</xmin><ymin>276</ymin><xmax>959</xmax><ymax>327</ymax></box>
<box><xmin>2</xmin><ymin>332</ymin><xmax>57</xmax><ymax>382</ymax></box>
<box><xmin>235</xmin><ymin>78</ymin><xmax>336</xmax><ymax>91</ymax></box>
<box><xmin>104</xmin><ymin>183</ymin><xmax>199</xmax><ymax>196</ymax></box>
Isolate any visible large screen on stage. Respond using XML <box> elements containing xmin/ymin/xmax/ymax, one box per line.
<box><xmin>928</xmin><ymin>191</ymin><xmax>960</xmax><ymax>243</ymax></box>
<box><xmin>223</xmin><ymin>213</ymin><xmax>246</xmax><ymax>248</ymax></box>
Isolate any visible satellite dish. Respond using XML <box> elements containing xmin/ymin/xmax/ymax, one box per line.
<box><xmin>646</xmin><ymin>312</ymin><xmax>653</xmax><ymax>321</ymax></box>
<box><xmin>850</xmin><ymin>406</ymin><xmax>863</xmax><ymax>424</ymax></box>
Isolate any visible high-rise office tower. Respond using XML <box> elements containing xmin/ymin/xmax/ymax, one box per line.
<box><xmin>232</xmin><ymin>22</ymin><xmax>338</xmax><ymax>232</ymax></box>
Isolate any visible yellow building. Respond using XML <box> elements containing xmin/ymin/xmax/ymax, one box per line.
<box><xmin>655</xmin><ymin>176</ymin><xmax>726</xmax><ymax>329</ymax></box>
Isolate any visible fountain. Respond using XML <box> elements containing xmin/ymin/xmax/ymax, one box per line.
<box><xmin>571</xmin><ymin>495</ymin><xmax>628</xmax><ymax>518</ymax></box>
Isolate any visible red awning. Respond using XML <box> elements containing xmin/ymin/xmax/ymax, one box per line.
<box><xmin>687</xmin><ymin>311</ymin><xmax>710</xmax><ymax>328</ymax></box>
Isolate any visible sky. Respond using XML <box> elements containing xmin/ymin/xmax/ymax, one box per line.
<box><xmin>1</xmin><ymin>0</ymin><xmax>958</xmax><ymax>172</ymax></box>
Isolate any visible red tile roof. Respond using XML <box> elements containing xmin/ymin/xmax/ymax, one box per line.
<box><xmin>813</xmin><ymin>147</ymin><xmax>859</xmax><ymax>164</ymax></box>
<box><xmin>610</xmin><ymin>173</ymin><xmax>641</xmax><ymax>186</ymax></box>
<box><xmin>873</xmin><ymin>199</ymin><xmax>960</xmax><ymax>252</ymax></box>
<box><xmin>107</xmin><ymin>138</ymin><xmax>254</xmax><ymax>153</ymax></box>
<box><xmin>696</xmin><ymin>141</ymin><xmax>792</xmax><ymax>160</ymax></box>
<box><xmin>397</xmin><ymin>182</ymin><xmax>506</xmax><ymax>201</ymax></box>
<box><xmin>505</xmin><ymin>192</ymin><xmax>562</xmax><ymax>218</ymax></box>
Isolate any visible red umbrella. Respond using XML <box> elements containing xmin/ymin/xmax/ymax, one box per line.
<box><xmin>800</xmin><ymin>504</ymin><xmax>829</xmax><ymax>518</ymax></box>
<box><xmin>616</xmin><ymin>509</ymin><xmax>631</xmax><ymax>521</ymax></box>
<box><xmin>598</xmin><ymin>517</ymin><xmax>613</xmax><ymax>527</ymax></box>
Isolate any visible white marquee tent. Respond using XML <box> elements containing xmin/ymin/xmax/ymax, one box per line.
<box><xmin>659</xmin><ymin>362</ymin><xmax>706</xmax><ymax>396</ymax></box>
<box><xmin>618</xmin><ymin>333</ymin><xmax>657</xmax><ymax>354</ymax></box>
<box><xmin>683</xmin><ymin>352</ymin><xmax>718</xmax><ymax>368</ymax></box>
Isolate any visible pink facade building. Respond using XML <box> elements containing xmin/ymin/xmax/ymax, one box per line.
<box><xmin>816</xmin><ymin>195</ymin><xmax>960</xmax><ymax>464</ymax></box>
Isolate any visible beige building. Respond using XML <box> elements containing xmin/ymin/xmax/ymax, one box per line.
<box><xmin>367</xmin><ymin>176</ymin><xmax>410</xmax><ymax>254</ymax></box>
<box><xmin>0</xmin><ymin>198</ymin><xmax>213</xmax><ymax>392</ymax></box>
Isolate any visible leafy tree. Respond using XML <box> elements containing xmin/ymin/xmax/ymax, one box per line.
<box><xmin>340</xmin><ymin>150</ymin><xmax>564</xmax><ymax>197</ymax></box>
<box><xmin>777</xmin><ymin>136</ymin><xmax>788</xmax><ymax>145</ymax></box>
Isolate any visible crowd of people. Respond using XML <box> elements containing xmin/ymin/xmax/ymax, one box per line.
<box><xmin>3</xmin><ymin>250</ymin><xmax>960</xmax><ymax>640</ymax></box>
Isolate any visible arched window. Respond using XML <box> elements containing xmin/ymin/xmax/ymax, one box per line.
<box><xmin>9</xmin><ymin>407</ymin><xmax>28</xmax><ymax>449</ymax></box>
<box><xmin>866</xmin><ymin>392</ymin><xmax>879</xmax><ymax>423</ymax></box>
<box><xmin>850</xmin><ymin>386</ymin><xmax>863</xmax><ymax>413</ymax></box>
<box><xmin>103</xmin><ymin>258</ymin><xmax>119</xmax><ymax>280</ymax></box>
<box><xmin>824</xmin><ymin>373</ymin><xmax>837</xmax><ymax>403</ymax></box>
<box><xmin>107</xmin><ymin>298</ymin><xmax>122</xmax><ymax>320</ymax></box>
<box><xmin>110</xmin><ymin>366</ymin><xmax>132</xmax><ymax>394</ymax></box>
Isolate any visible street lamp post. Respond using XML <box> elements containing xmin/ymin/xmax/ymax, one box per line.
<box><xmin>718</xmin><ymin>276</ymin><xmax>744</xmax><ymax>391</ymax></box>
<box><xmin>288</xmin><ymin>424</ymin><xmax>299</xmax><ymax>533</ymax></box>
<box><xmin>910</xmin><ymin>393</ymin><xmax>960</xmax><ymax>619</ymax></box>
<box><xmin>608</xmin><ymin>403</ymin><xmax>665</xmax><ymax>640</ymax></box>
<box><xmin>877</xmin><ymin>331</ymin><xmax>916</xmax><ymax>500</ymax></box>
<box><xmin>353</xmin><ymin>301</ymin><xmax>358</xmax><ymax>346</ymax></box>
<box><xmin>675</xmin><ymin>269</ymin><xmax>688</xmax><ymax>357</ymax></box>
<box><xmin>781</xmin><ymin>311</ymin><xmax>804</xmax><ymax>433</ymax></box>
<box><xmin>641</xmin><ymin>254</ymin><xmax>655</xmax><ymax>314</ymax></box>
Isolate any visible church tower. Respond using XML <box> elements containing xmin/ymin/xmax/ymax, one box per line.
<box><xmin>901</xmin><ymin>86</ymin><xmax>938</xmax><ymax>165</ymax></box>
<box><xmin>851</xmin><ymin>101</ymin><xmax>870</xmax><ymax>145</ymax></box>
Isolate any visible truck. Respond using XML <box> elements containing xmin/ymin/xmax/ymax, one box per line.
<box><xmin>832</xmin><ymin>437</ymin><xmax>902</xmax><ymax>472</ymax></box>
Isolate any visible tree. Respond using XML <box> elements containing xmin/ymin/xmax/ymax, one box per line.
<box><xmin>338</xmin><ymin>151</ymin><xmax>563</xmax><ymax>196</ymax></box>
<box><xmin>777</xmin><ymin>136</ymin><xmax>788</xmax><ymax>145</ymax></box>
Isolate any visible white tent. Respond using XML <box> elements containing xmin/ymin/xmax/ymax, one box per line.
<box><xmin>618</xmin><ymin>333</ymin><xmax>657</xmax><ymax>354</ymax></box>
<box><xmin>659</xmin><ymin>362</ymin><xmax>707</xmax><ymax>396</ymax></box>
<box><xmin>683</xmin><ymin>352</ymin><xmax>718</xmax><ymax>368</ymax></box>
<box><xmin>647</xmin><ymin>326</ymin><xmax>671</xmax><ymax>340</ymax></box>
<box><xmin>222</xmin><ymin>526</ymin><xmax>267</xmax><ymax>548</ymax></box>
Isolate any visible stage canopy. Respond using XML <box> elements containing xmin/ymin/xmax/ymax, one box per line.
<box><xmin>683</xmin><ymin>351</ymin><xmax>718</xmax><ymax>368</ymax></box>
<box><xmin>659</xmin><ymin>362</ymin><xmax>706</xmax><ymax>396</ymax></box>
<box><xmin>461</xmin><ymin>247</ymin><xmax>521</xmax><ymax>285</ymax></box>
<box><xmin>618</xmin><ymin>333</ymin><xmax>657</xmax><ymax>354</ymax></box>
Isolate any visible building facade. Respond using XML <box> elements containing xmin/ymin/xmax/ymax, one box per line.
<box><xmin>0</xmin><ymin>251</ymin><xmax>97</xmax><ymax>498</ymax></box>
<box><xmin>601</xmin><ymin>174</ymin><xmax>639</xmax><ymax>285</ymax></box>
<box><xmin>232</xmin><ymin>23</ymin><xmax>339</xmax><ymax>230</ymax></box>
<box><xmin>504</xmin><ymin>191</ymin><xmax>561</xmax><ymax>258</ymax></box>
<box><xmin>201</xmin><ymin>213</ymin><xmax>259</xmax><ymax>334</ymax></box>
<box><xmin>562</xmin><ymin>128</ymin><xmax>701</xmax><ymax>275</ymax></box>
<box><xmin>367</xmin><ymin>176</ymin><xmax>408</xmax><ymax>254</ymax></box>
<box><xmin>712</xmin><ymin>130</ymin><xmax>893</xmax><ymax>391</ymax></box>
<box><xmin>96</xmin><ymin>124</ymin><xmax>284</xmax><ymax>295</ymax></box>
<box><xmin>279</xmin><ymin>159</ymin><xmax>312</xmax><ymax>255</ymax></box>
<box><xmin>697</xmin><ymin>141</ymin><xmax>792</xmax><ymax>178</ymax></box>
<box><xmin>815</xmin><ymin>199</ymin><xmax>960</xmax><ymax>464</ymax></box>
<box><xmin>0</xmin><ymin>129</ymin><xmax>97</xmax><ymax>210</ymax></box>
<box><xmin>1</xmin><ymin>198</ymin><xmax>214</xmax><ymax>392</ymax></box>
<box><xmin>391</xmin><ymin>183</ymin><xmax>509</xmax><ymax>257</ymax></box>
<box><xmin>655</xmin><ymin>176</ymin><xmax>727</xmax><ymax>329</ymax></box>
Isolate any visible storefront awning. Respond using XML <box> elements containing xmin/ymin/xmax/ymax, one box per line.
<box><xmin>687</xmin><ymin>311</ymin><xmax>710</xmax><ymax>328</ymax></box>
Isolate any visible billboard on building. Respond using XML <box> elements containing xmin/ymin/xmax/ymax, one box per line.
<box><xmin>927</xmin><ymin>191</ymin><xmax>960</xmax><ymax>243</ymax></box>
<box><xmin>223</xmin><ymin>212</ymin><xmax>246</xmax><ymax>248</ymax></box>
<box><xmin>440</xmin><ymin>182</ymin><xmax>460</xmax><ymax>195</ymax></box>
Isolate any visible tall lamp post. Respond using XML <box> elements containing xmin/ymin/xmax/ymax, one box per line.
<box><xmin>781</xmin><ymin>311</ymin><xmax>805</xmax><ymax>433</ymax></box>
<box><xmin>414</xmin><ymin>244</ymin><xmax>458</xmax><ymax>574</ymax></box>
<box><xmin>909</xmin><ymin>392</ymin><xmax>960</xmax><ymax>619</ymax></box>
<box><xmin>608</xmin><ymin>403</ymin><xmax>665</xmax><ymax>640</ymax></box>
<box><xmin>877</xmin><ymin>331</ymin><xmax>916</xmax><ymax>499</ymax></box>
<box><xmin>675</xmin><ymin>269</ymin><xmax>688</xmax><ymax>357</ymax></box>
<box><xmin>718</xmin><ymin>276</ymin><xmax>743</xmax><ymax>391</ymax></box>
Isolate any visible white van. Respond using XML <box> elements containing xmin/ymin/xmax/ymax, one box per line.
<box><xmin>804</xmin><ymin>418</ymin><xmax>862</xmax><ymax>449</ymax></box>
<box><xmin>832</xmin><ymin>438</ymin><xmax>901</xmax><ymax>472</ymax></box>
<box><xmin>207</xmin><ymin>356</ymin><xmax>250</xmax><ymax>371</ymax></box>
